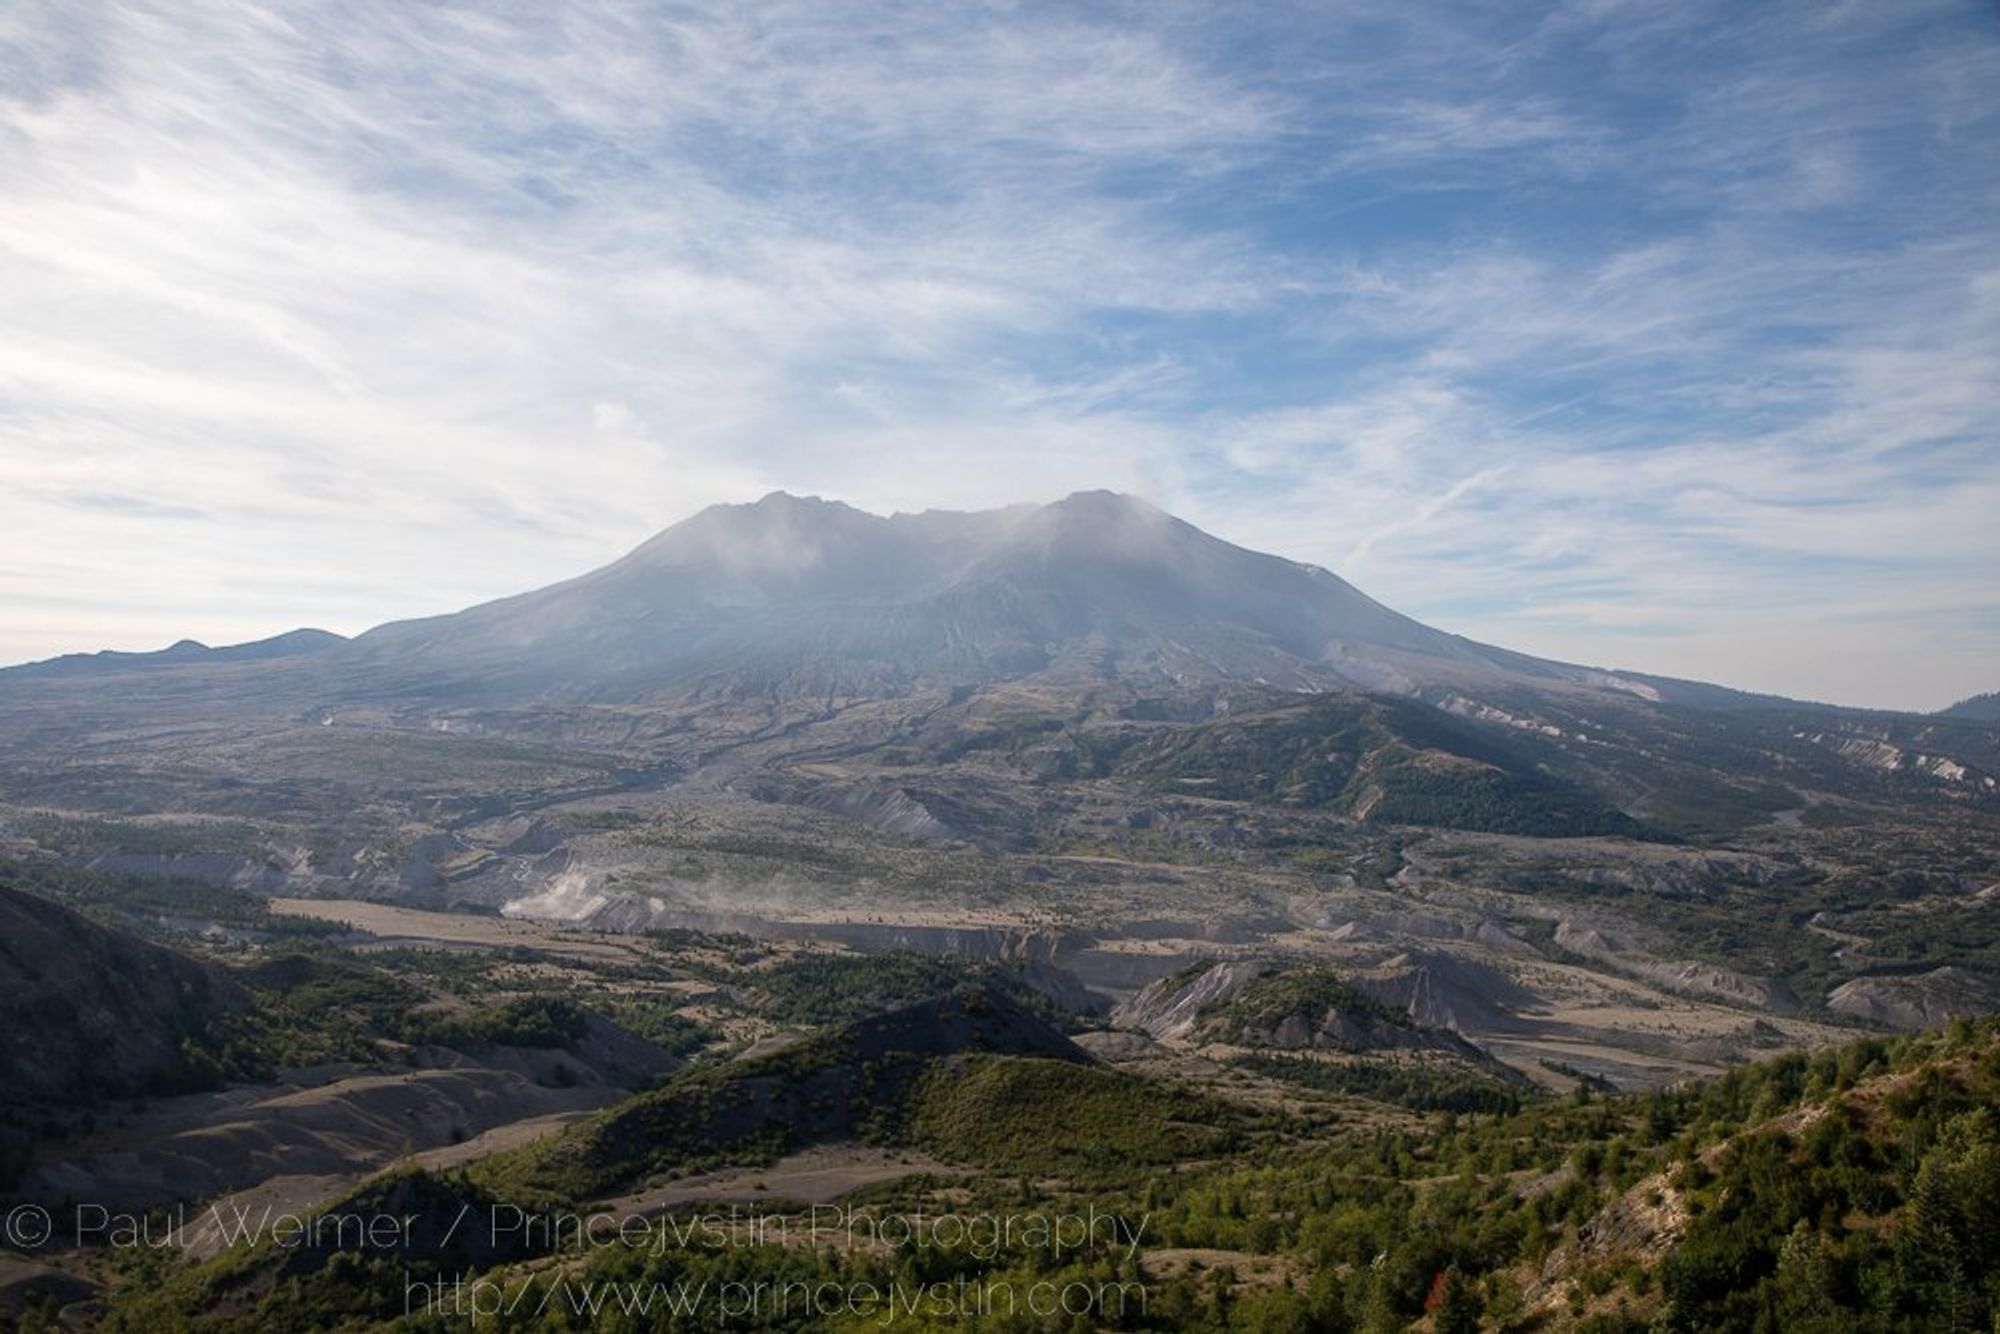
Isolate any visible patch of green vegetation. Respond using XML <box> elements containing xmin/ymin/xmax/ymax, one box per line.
<box><xmin>191</xmin><ymin>956</ymin><xmax>426</xmax><ymax>1076</ymax></box>
<box><xmin>0</xmin><ymin>858</ymin><xmax>346</xmax><ymax>940</ymax></box>
<box><xmin>1827</xmin><ymin>899</ymin><xmax>2000</xmax><ymax>978</ymax></box>
<box><xmin>1473</xmin><ymin>835</ymin><xmax>2000</xmax><ymax>1005</ymax></box>
<box><xmin>478</xmin><ymin>988</ymin><xmax>1086</xmax><ymax>1204</ymax></box>
<box><xmin>563</xmin><ymin>807</ymin><xmax>649</xmax><ymax>830</ymax></box>
<box><xmin>1365</xmin><ymin>756</ymin><xmax>1645</xmax><ymax>837</ymax></box>
<box><xmin>341</xmin><ymin>944</ymin><xmax>520</xmax><ymax>995</ymax></box>
<box><xmin>1801</xmin><ymin>799</ymin><xmax>1875</xmax><ymax>830</ymax></box>
<box><xmin>750</xmin><ymin>950</ymin><xmax>1086</xmax><ymax>1030</ymax></box>
<box><xmin>475</xmin><ymin>1035</ymin><xmax>852</xmax><ymax>1206</ymax></box>
<box><xmin>595</xmin><ymin>995</ymin><xmax>720</xmax><ymax>1057</ymax></box>
<box><xmin>928</xmin><ymin>710</ymin><xmax>1069</xmax><ymax>763</ymax></box>
<box><xmin>629</xmin><ymin>824</ymin><xmax>882</xmax><ymax>879</ymax></box>
<box><xmin>1032</xmin><ymin>828</ymin><xmax>1204</xmax><ymax>863</ymax></box>
<box><xmin>1656</xmin><ymin>1028</ymin><xmax>2000</xmax><ymax>1332</ymax></box>
<box><xmin>190</xmin><ymin>961</ymin><xmax>633</xmax><ymax>1078</ymax></box>
<box><xmin>1282</xmin><ymin>843</ymin><xmax>1348</xmax><ymax>874</ymax></box>
<box><xmin>406</xmin><ymin>994</ymin><xmax>591</xmax><ymax>1049</ymax></box>
<box><xmin>1197</xmin><ymin>965</ymin><xmax>1412</xmax><ymax>1044</ymax></box>
<box><xmin>1239</xmin><ymin>1052</ymin><xmax>1530</xmax><ymax>1115</ymax></box>
<box><xmin>914</xmin><ymin>1054</ymin><xmax>1239</xmax><ymax>1176</ymax></box>
<box><xmin>10</xmin><ymin>813</ymin><xmax>268</xmax><ymax>859</ymax></box>
<box><xmin>1115</xmin><ymin>694</ymin><xmax>1643</xmax><ymax>837</ymax></box>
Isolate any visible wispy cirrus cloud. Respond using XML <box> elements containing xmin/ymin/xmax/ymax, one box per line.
<box><xmin>0</xmin><ymin>0</ymin><xmax>1995</xmax><ymax>708</ymax></box>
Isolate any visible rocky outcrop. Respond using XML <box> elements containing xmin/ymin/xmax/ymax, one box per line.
<box><xmin>1114</xmin><ymin>961</ymin><xmax>1270</xmax><ymax>1042</ymax></box>
<box><xmin>1826</xmin><ymin>967</ymin><xmax>2000</xmax><ymax>1030</ymax></box>
<box><xmin>804</xmin><ymin>784</ymin><xmax>956</xmax><ymax>839</ymax></box>
<box><xmin>1116</xmin><ymin>958</ymin><xmax>1495</xmax><ymax>1061</ymax></box>
<box><xmin>1525</xmin><ymin>1169</ymin><xmax>1689</xmax><ymax>1317</ymax></box>
<box><xmin>1553</xmin><ymin>919</ymin><xmax>1799</xmax><ymax>1013</ymax></box>
<box><xmin>1351</xmin><ymin>950</ymin><xmax>1541</xmax><ymax>1033</ymax></box>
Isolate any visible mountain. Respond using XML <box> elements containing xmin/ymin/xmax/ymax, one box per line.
<box><xmin>0</xmin><ymin>488</ymin><xmax>1991</xmax><ymax>889</ymax></box>
<box><xmin>330</xmin><ymin>489</ymin><xmax>1715</xmax><ymax>705</ymax></box>
<box><xmin>0</xmin><ymin>491</ymin><xmax>1718</xmax><ymax>715</ymax></box>
<box><xmin>7</xmin><ymin>510</ymin><xmax>1992</xmax><ymax>1334</ymax></box>
<box><xmin>0</xmin><ymin>487</ymin><xmax>1993</xmax><ymax>1064</ymax></box>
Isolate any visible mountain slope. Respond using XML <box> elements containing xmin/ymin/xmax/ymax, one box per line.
<box><xmin>1943</xmin><ymin>691</ymin><xmax>2000</xmax><ymax>722</ymax></box>
<box><xmin>0</xmin><ymin>490</ymin><xmax>1990</xmax><ymax>903</ymax></box>
<box><xmin>1112</xmin><ymin>692</ymin><xmax>1644</xmax><ymax>835</ymax></box>
<box><xmin>0</xmin><ymin>885</ymin><xmax>246</xmax><ymax>1105</ymax></box>
<box><xmin>5</xmin><ymin>491</ymin><xmax>1704</xmax><ymax>713</ymax></box>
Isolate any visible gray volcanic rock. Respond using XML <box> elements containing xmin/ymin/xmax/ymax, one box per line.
<box><xmin>1551</xmin><ymin>921</ymin><xmax>1799</xmax><ymax>1014</ymax></box>
<box><xmin>1351</xmin><ymin>951</ymin><xmax>1543</xmax><ymax>1033</ymax></box>
<box><xmin>1116</xmin><ymin>960</ymin><xmax>1271</xmax><ymax>1041</ymax></box>
<box><xmin>1117</xmin><ymin>958</ymin><xmax>1490</xmax><ymax>1059</ymax></box>
<box><xmin>1825</xmin><ymin>967</ymin><xmax>2000</xmax><ymax>1030</ymax></box>
<box><xmin>103</xmin><ymin>490</ymin><xmax>1685</xmax><ymax>710</ymax></box>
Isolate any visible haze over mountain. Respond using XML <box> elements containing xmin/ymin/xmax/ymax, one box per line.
<box><xmin>2</xmin><ymin>491</ymin><xmax>1753</xmax><ymax>715</ymax></box>
<box><xmin>8</xmin><ymin>628</ymin><xmax>347</xmax><ymax>681</ymax></box>
<box><xmin>3</xmin><ymin>488</ymin><xmax>1991</xmax><ymax>898</ymax></box>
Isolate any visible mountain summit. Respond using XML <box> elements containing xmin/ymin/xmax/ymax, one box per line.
<box><xmin>1</xmin><ymin>491</ymin><xmax>1709</xmax><ymax>714</ymax></box>
<box><xmin>314</xmin><ymin>489</ymin><xmax>1641</xmax><ymax>706</ymax></box>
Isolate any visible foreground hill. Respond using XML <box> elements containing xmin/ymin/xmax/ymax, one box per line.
<box><xmin>71</xmin><ymin>998</ymin><xmax>2000</xmax><ymax>1333</ymax></box>
<box><xmin>482</xmin><ymin>985</ymin><xmax>1096</xmax><ymax>1203</ymax></box>
<box><xmin>0</xmin><ymin>885</ymin><xmax>244</xmax><ymax>1107</ymax></box>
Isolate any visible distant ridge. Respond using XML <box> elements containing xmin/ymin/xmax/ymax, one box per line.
<box><xmin>1942</xmin><ymin>692</ymin><xmax>2000</xmax><ymax>722</ymax></box>
<box><xmin>9</xmin><ymin>627</ymin><xmax>345</xmax><ymax>679</ymax></box>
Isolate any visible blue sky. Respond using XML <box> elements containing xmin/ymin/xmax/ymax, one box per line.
<box><xmin>1</xmin><ymin>1</ymin><xmax>1996</xmax><ymax>709</ymax></box>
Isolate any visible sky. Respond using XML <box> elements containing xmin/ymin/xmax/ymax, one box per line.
<box><xmin>1</xmin><ymin>1</ymin><xmax>1996</xmax><ymax>711</ymax></box>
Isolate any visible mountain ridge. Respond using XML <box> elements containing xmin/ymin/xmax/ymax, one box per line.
<box><xmin>0</xmin><ymin>490</ymin><xmax>1782</xmax><ymax>715</ymax></box>
<box><xmin>5</xmin><ymin>627</ymin><xmax>347</xmax><ymax>679</ymax></box>
<box><xmin>1943</xmin><ymin>691</ymin><xmax>2000</xmax><ymax>722</ymax></box>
